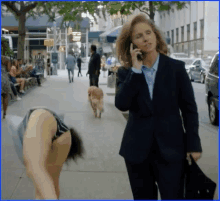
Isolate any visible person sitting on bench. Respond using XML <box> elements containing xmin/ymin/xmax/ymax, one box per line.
<box><xmin>9</xmin><ymin>60</ymin><xmax>26</xmax><ymax>94</ymax></box>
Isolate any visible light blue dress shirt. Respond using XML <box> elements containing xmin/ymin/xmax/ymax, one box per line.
<box><xmin>132</xmin><ymin>54</ymin><xmax>160</xmax><ymax>99</ymax></box>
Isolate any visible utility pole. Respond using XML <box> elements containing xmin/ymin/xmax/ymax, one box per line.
<box><xmin>65</xmin><ymin>27</ymin><xmax>68</xmax><ymax>70</ymax></box>
<box><xmin>53</xmin><ymin>21</ymin><xmax>58</xmax><ymax>75</ymax></box>
<box><xmin>86</xmin><ymin>28</ymin><xmax>89</xmax><ymax>62</ymax></box>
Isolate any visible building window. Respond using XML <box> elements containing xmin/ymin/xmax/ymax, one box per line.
<box><xmin>171</xmin><ymin>30</ymin><xmax>174</xmax><ymax>47</ymax></box>
<box><xmin>187</xmin><ymin>24</ymin><xmax>190</xmax><ymax>41</ymax></box>
<box><xmin>181</xmin><ymin>26</ymin><xmax>184</xmax><ymax>42</ymax></box>
<box><xmin>167</xmin><ymin>31</ymin><xmax>170</xmax><ymax>38</ymax></box>
<box><xmin>200</xmin><ymin>19</ymin><xmax>204</xmax><ymax>38</ymax></box>
<box><xmin>176</xmin><ymin>28</ymin><xmax>179</xmax><ymax>43</ymax></box>
<box><xmin>194</xmin><ymin>22</ymin><xmax>197</xmax><ymax>39</ymax></box>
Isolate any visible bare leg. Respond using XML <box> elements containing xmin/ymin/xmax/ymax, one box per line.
<box><xmin>35</xmin><ymin>166</ymin><xmax>61</xmax><ymax>199</ymax></box>
<box><xmin>16</xmin><ymin>78</ymin><xmax>25</xmax><ymax>91</ymax></box>
<box><xmin>21</xmin><ymin>79</ymin><xmax>25</xmax><ymax>90</ymax></box>
<box><xmin>2</xmin><ymin>93</ymin><xmax>8</xmax><ymax>118</ymax></box>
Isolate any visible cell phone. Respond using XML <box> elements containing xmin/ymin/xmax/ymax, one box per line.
<box><xmin>133</xmin><ymin>44</ymin><xmax>143</xmax><ymax>61</ymax></box>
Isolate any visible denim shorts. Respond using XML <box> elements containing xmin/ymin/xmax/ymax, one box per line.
<box><xmin>10</xmin><ymin>76</ymin><xmax>17</xmax><ymax>84</ymax></box>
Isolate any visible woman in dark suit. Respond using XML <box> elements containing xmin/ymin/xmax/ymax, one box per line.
<box><xmin>115</xmin><ymin>14</ymin><xmax>202</xmax><ymax>200</ymax></box>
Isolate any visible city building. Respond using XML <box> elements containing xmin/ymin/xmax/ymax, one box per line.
<box><xmin>156</xmin><ymin>1</ymin><xmax>219</xmax><ymax>58</ymax></box>
<box><xmin>1</xmin><ymin>7</ymin><xmax>90</xmax><ymax>69</ymax></box>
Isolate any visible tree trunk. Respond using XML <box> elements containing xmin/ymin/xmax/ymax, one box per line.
<box><xmin>17</xmin><ymin>13</ymin><xmax>26</xmax><ymax>60</ymax></box>
<box><xmin>149</xmin><ymin>1</ymin><xmax>155</xmax><ymax>22</ymax></box>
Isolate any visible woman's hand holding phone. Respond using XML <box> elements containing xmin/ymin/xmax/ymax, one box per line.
<box><xmin>130</xmin><ymin>43</ymin><xmax>143</xmax><ymax>70</ymax></box>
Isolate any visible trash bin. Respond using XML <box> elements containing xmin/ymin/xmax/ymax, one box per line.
<box><xmin>107</xmin><ymin>73</ymin><xmax>116</xmax><ymax>88</ymax></box>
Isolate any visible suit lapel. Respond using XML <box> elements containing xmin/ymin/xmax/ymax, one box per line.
<box><xmin>152</xmin><ymin>54</ymin><xmax>168</xmax><ymax>102</ymax></box>
<box><xmin>141</xmin><ymin>73</ymin><xmax>154</xmax><ymax>113</ymax></box>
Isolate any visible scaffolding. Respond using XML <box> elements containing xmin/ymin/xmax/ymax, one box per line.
<box><xmin>2</xmin><ymin>25</ymin><xmax>90</xmax><ymax>71</ymax></box>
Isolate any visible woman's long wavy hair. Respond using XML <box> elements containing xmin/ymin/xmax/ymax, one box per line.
<box><xmin>66</xmin><ymin>127</ymin><xmax>85</xmax><ymax>164</ymax></box>
<box><xmin>116</xmin><ymin>14</ymin><xmax>168</xmax><ymax>68</ymax></box>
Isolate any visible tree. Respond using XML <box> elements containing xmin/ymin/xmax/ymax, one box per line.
<box><xmin>2</xmin><ymin>2</ymin><xmax>39</xmax><ymax>60</ymax></box>
<box><xmin>1</xmin><ymin>1</ymin><xmax>105</xmax><ymax>60</ymax></box>
<box><xmin>1</xmin><ymin>37</ymin><xmax>14</xmax><ymax>57</ymax></box>
<box><xmin>1</xmin><ymin>1</ymin><xmax>186</xmax><ymax>60</ymax></box>
<box><xmin>104</xmin><ymin>1</ymin><xmax>187</xmax><ymax>22</ymax></box>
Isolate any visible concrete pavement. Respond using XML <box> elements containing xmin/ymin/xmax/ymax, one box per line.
<box><xmin>1</xmin><ymin>69</ymin><xmax>218</xmax><ymax>199</ymax></box>
<box><xmin>1</xmin><ymin>69</ymin><xmax>133</xmax><ymax>200</ymax></box>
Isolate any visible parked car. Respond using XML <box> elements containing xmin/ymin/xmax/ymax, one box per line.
<box><xmin>204</xmin><ymin>57</ymin><xmax>212</xmax><ymax>66</ymax></box>
<box><xmin>205</xmin><ymin>51</ymin><xmax>219</xmax><ymax>125</ymax></box>
<box><xmin>178</xmin><ymin>58</ymin><xmax>209</xmax><ymax>83</ymax></box>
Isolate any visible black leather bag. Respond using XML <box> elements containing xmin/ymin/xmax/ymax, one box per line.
<box><xmin>184</xmin><ymin>155</ymin><xmax>216</xmax><ymax>199</ymax></box>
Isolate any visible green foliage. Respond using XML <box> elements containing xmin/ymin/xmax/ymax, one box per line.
<box><xmin>104</xmin><ymin>1</ymin><xmax>186</xmax><ymax>20</ymax></box>
<box><xmin>1</xmin><ymin>37</ymin><xmax>14</xmax><ymax>57</ymax></box>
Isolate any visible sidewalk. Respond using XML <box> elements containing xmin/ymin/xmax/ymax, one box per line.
<box><xmin>1</xmin><ymin>69</ymin><xmax>132</xmax><ymax>200</ymax></box>
<box><xmin>1</xmin><ymin>70</ymin><xmax>218</xmax><ymax>199</ymax></box>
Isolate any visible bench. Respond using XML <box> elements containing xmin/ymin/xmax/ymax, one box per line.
<box><xmin>13</xmin><ymin>83</ymin><xmax>20</xmax><ymax>87</ymax></box>
<box><xmin>36</xmin><ymin>72</ymin><xmax>45</xmax><ymax>84</ymax></box>
<box><xmin>25</xmin><ymin>78</ymin><xmax>33</xmax><ymax>89</ymax></box>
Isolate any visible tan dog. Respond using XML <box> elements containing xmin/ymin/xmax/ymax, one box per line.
<box><xmin>87</xmin><ymin>86</ymin><xmax>104</xmax><ymax>118</ymax></box>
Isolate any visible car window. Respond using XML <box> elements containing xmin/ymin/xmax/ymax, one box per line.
<box><xmin>193</xmin><ymin>60</ymin><xmax>200</xmax><ymax>66</ymax></box>
<box><xmin>209</xmin><ymin>54</ymin><xmax>219</xmax><ymax>76</ymax></box>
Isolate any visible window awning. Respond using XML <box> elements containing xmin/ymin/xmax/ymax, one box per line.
<box><xmin>100</xmin><ymin>26</ymin><xmax>122</xmax><ymax>43</ymax></box>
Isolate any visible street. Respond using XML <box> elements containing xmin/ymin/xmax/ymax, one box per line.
<box><xmin>1</xmin><ymin>70</ymin><xmax>218</xmax><ymax>200</ymax></box>
<box><xmin>191</xmin><ymin>81</ymin><xmax>218</xmax><ymax>201</ymax></box>
<box><xmin>192</xmin><ymin>81</ymin><xmax>218</xmax><ymax>131</ymax></box>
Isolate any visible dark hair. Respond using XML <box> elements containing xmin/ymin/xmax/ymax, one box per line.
<box><xmin>66</xmin><ymin>127</ymin><xmax>85</xmax><ymax>163</ymax></box>
<box><xmin>116</xmin><ymin>13</ymin><xmax>168</xmax><ymax>68</ymax></box>
<box><xmin>12</xmin><ymin>59</ymin><xmax>19</xmax><ymax>69</ymax></box>
<box><xmin>17</xmin><ymin>59</ymin><xmax>22</xmax><ymax>61</ymax></box>
<box><xmin>91</xmin><ymin>45</ymin><xmax>96</xmax><ymax>52</ymax></box>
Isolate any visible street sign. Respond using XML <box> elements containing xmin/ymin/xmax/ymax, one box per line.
<box><xmin>72</xmin><ymin>32</ymin><xmax>81</xmax><ymax>42</ymax></box>
<box><xmin>52</xmin><ymin>52</ymin><xmax>58</xmax><ymax>64</ymax></box>
<box><xmin>44</xmin><ymin>39</ymin><xmax>54</xmax><ymax>46</ymax></box>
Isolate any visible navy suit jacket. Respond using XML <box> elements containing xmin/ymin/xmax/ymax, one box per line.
<box><xmin>115</xmin><ymin>54</ymin><xmax>202</xmax><ymax>163</ymax></box>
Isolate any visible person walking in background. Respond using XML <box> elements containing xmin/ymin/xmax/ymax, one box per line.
<box><xmin>115</xmin><ymin>14</ymin><xmax>202</xmax><ymax>200</ymax></box>
<box><xmin>101</xmin><ymin>55</ymin><xmax>107</xmax><ymax>78</ymax></box>
<box><xmin>65</xmin><ymin>51</ymin><xmax>76</xmax><ymax>83</ymax></box>
<box><xmin>7</xmin><ymin>107</ymin><xmax>84</xmax><ymax>199</ymax></box>
<box><xmin>86</xmin><ymin>45</ymin><xmax>101</xmax><ymax>87</ymax></box>
<box><xmin>77</xmin><ymin>55</ymin><xmax>83</xmax><ymax>77</ymax></box>
<box><xmin>47</xmin><ymin>54</ymin><xmax>51</xmax><ymax>76</ymax></box>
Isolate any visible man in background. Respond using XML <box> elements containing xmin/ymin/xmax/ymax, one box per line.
<box><xmin>86</xmin><ymin>45</ymin><xmax>101</xmax><ymax>87</ymax></box>
<box><xmin>65</xmin><ymin>50</ymin><xmax>76</xmax><ymax>83</ymax></box>
<box><xmin>77</xmin><ymin>55</ymin><xmax>83</xmax><ymax>77</ymax></box>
